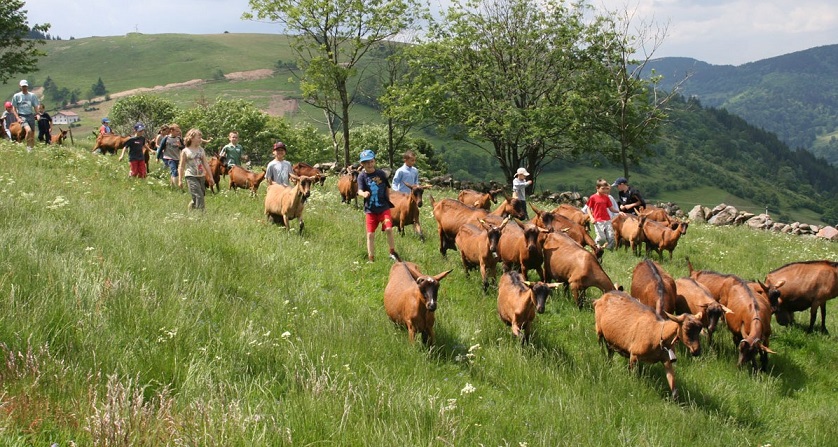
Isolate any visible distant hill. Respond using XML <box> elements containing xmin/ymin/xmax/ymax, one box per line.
<box><xmin>643</xmin><ymin>45</ymin><xmax>838</xmax><ymax>164</ymax></box>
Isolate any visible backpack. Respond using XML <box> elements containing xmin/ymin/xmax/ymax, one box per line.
<box><xmin>156</xmin><ymin>136</ymin><xmax>168</xmax><ymax>160</ymax></box>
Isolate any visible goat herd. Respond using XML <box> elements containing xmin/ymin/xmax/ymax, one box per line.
<box><xmin>359</xmin><ymin>185</ymin><xmax>837</xmax><ymax>399</ymax></box>
<box><xmin>83</xmin><ymin>142</ymin><xmax>837</xmax><ymax>400</ymax></box>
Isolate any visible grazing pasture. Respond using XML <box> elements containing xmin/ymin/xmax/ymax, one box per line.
<box><xmin>0</xmin><ymin>140</ymin><xmax>837</xmax><ymax>445</ymax></box>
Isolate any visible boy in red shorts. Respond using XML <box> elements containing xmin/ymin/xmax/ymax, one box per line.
<box><xmin>118</xmin><ymin>123</ymin><xmax>149</xmax><ymax>178</ymax></box>
<box><xmin>357</xmin><ymin>149</ymin><xmax>399</xmax><ymax>262</ymax></box>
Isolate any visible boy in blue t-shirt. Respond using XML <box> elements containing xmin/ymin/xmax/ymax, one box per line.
<box><xmin>357</xmin><ymin>149</ymin><xmax>398</xmax><ymax>262</ymax></box>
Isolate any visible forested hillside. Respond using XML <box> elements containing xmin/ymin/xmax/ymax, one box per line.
<box><xmin>644</xmin><ymin>45</ymin><xmax>838</xmax><ymax>164</ymax></box>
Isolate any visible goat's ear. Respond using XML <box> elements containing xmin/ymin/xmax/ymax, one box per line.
<box><xmin>665</xmin><ymin>312</ymin><xmax>684</xmax><ymax>322</ymax></box>
<box><xmin>290</xmin><ymin>174</ymin><xmax>299</xmax><ymax>184</ymax></box>
<box><xmin>693</xmin><ymin>311</ymin><xmax>703</xmax><ymax>321</ymax></box>
<box><xmin>761</xmin><ymin>345</ymin><xmax>777</xmax><ymax>354</ymax></box>
<box><xmin>547</xmin><ymin>282</ymin><xmax>561</xmax><ymax>289</ymax></box>
<box><xmin>773</xmin><ymin>279</ymin><xmax>786</xmax><ymax>289</ymax></box>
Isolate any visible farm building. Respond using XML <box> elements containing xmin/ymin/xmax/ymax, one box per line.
<box><xmin>53</xmin><ymin>111</ymin><xmax>80</xmax><ymax>125</ymax></box>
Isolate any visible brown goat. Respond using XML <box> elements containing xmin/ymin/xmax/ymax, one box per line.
<box><xmin>431</xmin><ymin>196</ymin><xmax>524</xmax><ymax>256</ymax></box>
<box><xmin>337</xmin><ymin>167</ymin><xmax>360</xmax><ymax>207</ymax></box>
<box><xmin>92</xmin><ymin>133</ymin><xmax>131</xmax><ymax>155</ymax></box>
<box><xmin>542</xmin><ymin>232</ymin><xmax>618</xmax><ymax>308</ymax></box>
<box><xmin>530</xmin><ymin>204</ymin><xmax>603</xmax><ymax>261</ymax></box>
<box><xmin>594</xmin><ymin>290</ymin><xmax>704</xmax><ymax>399</ymax></box>
<box><xmin>455</xmin><ymin>218</ymin><xmax>510</xmax><ymax>291</ymax></box>
<box><xmin>228</xmin><ymin>165</ymin><xmax>266</xmax><ymax>196</ymax></box>
<box><xmin>642</xmin><ymin>219</ymin><xmax>688</xmax><ymax>261</ymax></box>
<box><xmin>208</xmin><ymin>155</ymin><xmax>228</xmax><ymax>193</ymax></box>
<box><xmin>497</xmin><ymin>271</ymin><xmax>559</xmax><ymax>345</ymax></box>
<box><xmin>264</xmin><ymin>175</ymin><xmax>314</xmax><ymax>234</ymax></box>
<box><xmin>457</xmin><ymin>188</ymin><xmax>502</xmax><ymax>210</ymax></box>
<box><xmin>612</xmin><ymin>213</ymin><xmax>647</xmax><ymax>256</ymax></box>
<box><xmin>390</xmin><ymin>183</ymin><xmax>429</xmax><ymax>242</ymax></box>
<box><xmin>292</xmin><ymin>162</ymin><xmax>326</xmax><ymax>187</ymax></box>
<box><xmin>384</xmin><ymin>261</ymin><xmax>453</xmax><ymax>345</ymax></box>
<box><xmin>551</xmin><ymin>203</ymin><xmax>591</xmax><ymax>230</ymax></box>
<box><xmin>50</xmin><ymin>128</ymin><xmax>69</xmax><ymax>145</ymax></box>
<box><xmin>631</xmin><ymin>259</ymin><xmax>678</xmax><ymax>318</ymax></box>
<box><xmin>687</xmin><ymin>258</ymin><xmax>775</xmax><ymax>370</ymax></box>
<box><xmin>674</xmin><ymin>277</ymin><xmax>731</xmax><ymax>345</ymax></box>
<box><xmin>765</xmin><ymin>260</ymin><xmax>838</xmax><ymax>333</ymax></box>
<box><xmin>495</xmin><ymin>219</ymin><xmax>548</xmax><ymax>280</ymax></box>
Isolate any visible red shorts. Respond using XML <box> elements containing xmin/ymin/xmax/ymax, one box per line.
<box><xmin>129</xmin><ymin>160</ymin><xmax>147</xmax><ymax>178</ymax></box>
<box><xmin>366</xmin><ymin>209</ymin><xmax>393</xmax><ymax>233</ymax></box>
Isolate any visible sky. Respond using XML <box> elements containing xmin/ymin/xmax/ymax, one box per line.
<box><xmin>21</xmin><ymin>0</ymin><xmax>838</xmax><ymax>66</ymax></box>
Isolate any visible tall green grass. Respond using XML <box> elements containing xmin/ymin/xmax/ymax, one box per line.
<box><xmin>0</xmin><ymin>139</ymin><xmax>836</xmax><ymax>445</ymax></box>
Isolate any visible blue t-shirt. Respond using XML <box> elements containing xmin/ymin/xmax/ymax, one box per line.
<box><xmin>392</xmin><ymin>164</ymin><xmax>418</xmax><ymax>193</ymax></box>
<box><xmin>358</xmin><ymin>169</ymin><xmax>394</xmax><ymax>214</ymax></box>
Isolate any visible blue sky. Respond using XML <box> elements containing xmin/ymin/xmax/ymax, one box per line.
<box><xmin>22</xmin><ymin>0</ymin><xmax>838</xmax><ymax>66</ymax></box>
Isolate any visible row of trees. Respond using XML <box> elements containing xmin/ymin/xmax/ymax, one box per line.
<box><xmin>108</xmin><ymin>94</ymin><xmax>446</xmax><ymax>174</ymax></box>
<box><xmin>244</xmin><ymin>0</ymin><xmax>680</xmax><ymax>191</ymax></box>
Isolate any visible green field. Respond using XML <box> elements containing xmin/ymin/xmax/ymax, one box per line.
<box><xmin>0</xmin><ymin>139</ymin><xmax>836</xmax><ymax>445</ymax></box>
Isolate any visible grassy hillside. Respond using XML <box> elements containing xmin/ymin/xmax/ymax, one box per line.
<box><xmin>0</xmin><ymin>139</ymin><xmax>837</xmax><ymax>445</ymax></box>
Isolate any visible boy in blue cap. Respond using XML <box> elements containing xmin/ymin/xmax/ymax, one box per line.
<box><xmin>612</xmin><ymin>177</ymin><xmax>646</xmax><ymax>215</ymax></box>
<box><xmin>357</xmin><ymin>149</ymin><xmax>398</xmax><ymax>262</ymax></box>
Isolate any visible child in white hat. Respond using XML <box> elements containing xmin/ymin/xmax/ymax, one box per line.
<box><xmin>512</xmin><ymin>167</ymin><xmax>532</xmax><ymax>219</ymax></box>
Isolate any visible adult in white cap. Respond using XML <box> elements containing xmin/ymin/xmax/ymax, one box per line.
<box><xmin>512</xmin><ymin>167</ymin><xmax>532</xmax><ymax>219</ymax></box>
<box><xmin>611</xmin><ymin>176</ymin><xmax>646</xmax><ymax>215</ymax></box>
<box><xmin>11</xmin><ymin>79</ymin><xmax>40</xmax><ymax>152</ymax></box>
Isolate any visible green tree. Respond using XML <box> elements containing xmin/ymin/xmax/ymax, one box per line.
<box><xmin>592</xmin><ymin>6</ymin><xmax>684</xmax><ymax>179</ymax></box>
<box><xmin>0</xmin><ymin>1</ymin><xmax>49</xmax><ymax>85</ymax></box>
<box><xmin>176</xmin><ymin>99</ymin><xmax>277</xmax><ymax>160</ymax></box>
<box><xmin>243</xmin><ymin>0</ymin><xmax>425</xmax><ymax>166</ymax></box>
<box><xmin>391</xmin><ymin>0</ymin><xmax>607</xmax><ymax>190</ymax></box>
<box><xmin>109</xmin><ymin>94</ymin><xmax>179</xmax><ymax>136</ymax></box>
<box><xmin>91</xmin><ymin>77</ymin><xmax>107</xmax><ymax>96</ymax></box>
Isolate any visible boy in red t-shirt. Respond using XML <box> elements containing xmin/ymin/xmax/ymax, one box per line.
<box><xmin>586</xmin><ymin>178</ymin><xmax>623</xmax><ymax>250</ymax></box>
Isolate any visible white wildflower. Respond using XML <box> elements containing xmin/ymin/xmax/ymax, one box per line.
<box><xmin>281</xmin><ymin>331</ymin><xmax>291</xmax><ymax>339</ymax></box>
<box><xmin>460</xmin><ymin>383</ymin><xmax>476</xmax><ymax>395</ymax></box>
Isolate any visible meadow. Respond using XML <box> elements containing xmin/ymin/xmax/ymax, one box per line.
<box><xmin>0</xmin><ymin>139</ymin><xmax>837</xmax><ymax>446</ymax></box>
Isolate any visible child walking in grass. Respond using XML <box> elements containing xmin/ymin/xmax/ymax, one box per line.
<box><xmin>586</xmin><ymin>178</ymin><xmax>623</xmax><ymax>250</ymax></box>
<box><xmin>118</xmin><ymin>123</ymin><xmax>149</xmax><ymax>178</ymax></box>
<box><xmin>178</xmin><ymin>128</ymin><xmax>214</xmax><ymax>211</ymax></box>
<box><xmin>357</xmin><ymin>149</ymin><xmax>398</xmax><ymax>263</ymax></box>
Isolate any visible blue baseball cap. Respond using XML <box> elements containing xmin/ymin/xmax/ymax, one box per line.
<box><xmin>359</xmin><ymin>149</ymin><xmax>375</xmax><ymax>162</ymax></box>
<box><xmin>102</xmin><ymin>117</ymin><xmax>110</xmax><ymax>123</ymax></box>
<box><xmin>134</xmin><ymin>122</ymin><xmax>145</xmax><ymax>131</ymax></box>
<box><xmin>611</xmin><ymin>177</ymin><xmax>628</xmax><ymax>187</ymax></box>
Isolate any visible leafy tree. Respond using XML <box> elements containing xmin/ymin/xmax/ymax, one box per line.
<box><xmin>0</xmin><ymin>1</ymin><xmax>50</xmax><ymax>85</ymax></box>
<box><xmin>243</xmin><ymin>0</ymin><xmax>425</xmax><ymax>166</ymax></box>
<box><xmin>91</xmin><ymin>77</ymin><xmax>107</xmax><ymax>96</ymax></box>
<box><xmin>175</xmin><ymin>98</ymin><xmax>332</xmax><ymax>165</ymax></box>
<box><xmin>592</xmin><ymin>6</ymin><xmax>684</xmax><ymax>179</ymax></box>
<box><xmin>391</xmin><ymin>0</ymin><xmax>608</xmax><ymax>191</ymax></box>
<box><xmin>109</xmin><ymin>94</ymin><xmax>180</xmax><ymax>136</ymax></box>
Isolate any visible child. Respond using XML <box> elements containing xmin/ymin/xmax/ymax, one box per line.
<box><xmin>178</xmin><ymin>128</ymin><xmax>214</xmax><ymax>211</ymax></box>
<box><xmin>586</xmin><ymin>178</ymin><xmax>623</xmax><ymax>250</ymax></box>
<box><xmin>512</xmin><ymin>167</ymin><xmax>532</xmax><ymax>219</ymax></box>
<box><xmin>36</xmin><ymin>104</ymin><xmax>51</xmax><ymax>144</ymax></box>
<box><xmin>154</xmin><ymin>124</ymin><xmax>170</xmax><ymax>160</ymax></box>
<box><xmin>219</xmin><ymin>131</ymin><xmax>243</xmax><ymax>169</ymax></box>
<box><xmin>118</xmin><ymin>123</ymin><xmax>149</xmax><ymax>178</ymax></box>
<box><xmin>357</xmin><ymin>149</ymin><xmax>398</xmax><ymax>262</ymax></box>
<box><xmin>160</xmin><ymin>124</ymin><xmax>184</xmax><ymax>187</ymax></box>
<box><xmin>265</xmin><ymin>141</ymin><xmax>292</xmax><ymax>186</ymax></box>
<box><xmin>1</xmin><ymin>102</ymin><xmax>13</xmax><ymax>139</ymax></box>
<box><xmin>392</xmin><ymin>149</ymin><xmax>418</xmax><ymax>193</ymax></box>
<box><xmin>99</xmin><ymin>118</ymin><xmax>112</xmax><ymax>135</ymax></box>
